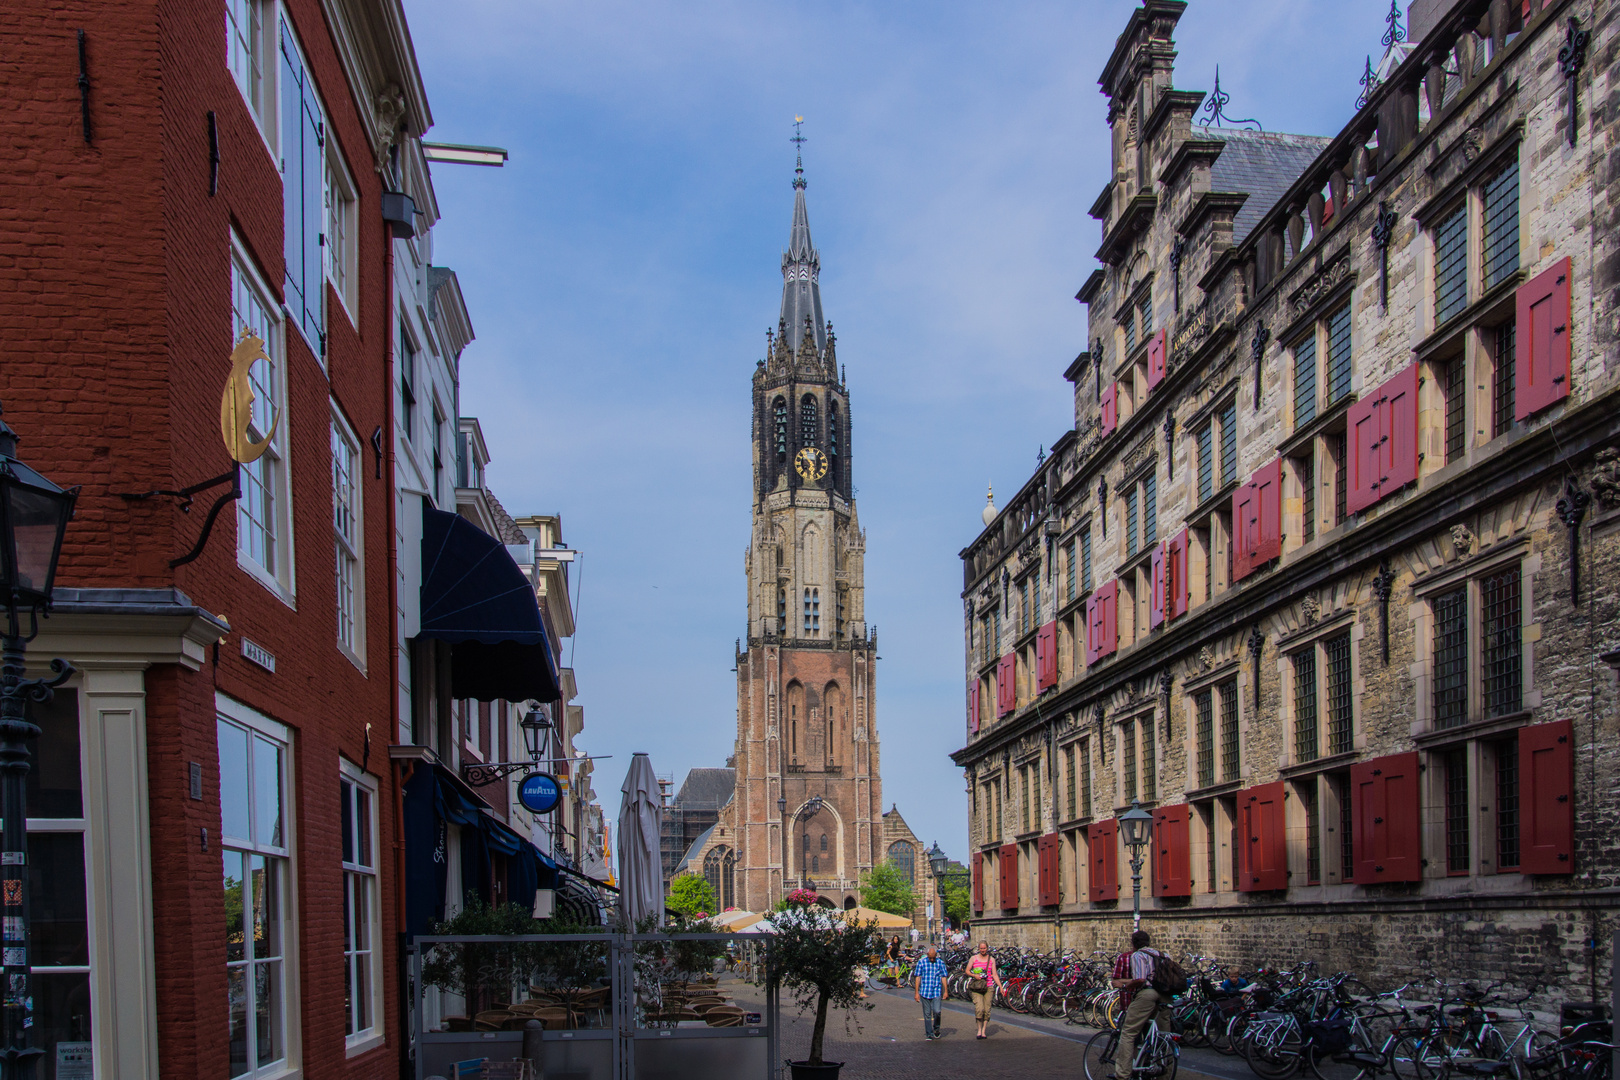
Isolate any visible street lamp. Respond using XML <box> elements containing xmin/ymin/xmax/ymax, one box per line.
<box><xmin>0</xmin><ymin>402</ymin><xmax>77</xmax><ymax>1079</ymax></box>
<box><xmin>1118</xmin><ymin>799</ymin><xmax>1153</xmax><ymax>931</ymax></box>
<box><xmin>519</xmin><ymin>707</ymin><xmax>551</xmax><ymax>760</ymax></box>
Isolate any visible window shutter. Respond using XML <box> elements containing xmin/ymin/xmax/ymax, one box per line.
<box><xmin>967</xmin><ymin>681</ymin><xmax>980</xmax><ymax>736</ymax></box>
<box><xmin>1036</xmin><ymin>621</ymin><xmax>1059</xmax><ymax>691</ymax></box>
<box><xmin>1149</xmin><ymin>543</ymin><xmax>1168</xmax><ymax>629</ymax></box>
<box><xmin>1351</xmin><ymin>752</ymin><xmax>1422</xmax><ymax>884</ymax></box>
<box><xmin>1515</xmin><ymin>257</ymin><xmax>1572</xmax><ymax>420</ymax></box>
<box><xmin>1232</xmin><ymin>481</ymin><xmax>1257</xmax><ymax>581</ymax></box>
<box><xmin>1097</xmin><ymin>580</ymin><xmax>1118</xmax><ymax>659</ymax></box>
<box><xmin>1519</xmin><ymin>719</ymin><xmax>1575</xmax><ymax>874</ymax></box>
<box><xmin>301</xmin><ymin>98</ymin><xmax>325</xmax><ymax>349</ymax></box>
<box><xmin>1146</xmin><ymin>329</ymin><xmax>1168</xmax><ymax>392</ymax></box>
<box><xmin>1152</xmin><ymin>804</ymin><xmax>1191</xmax><ymax>897</ymax></box>
<box><xmin>996</xmin><ymin>654</ymin><xmax>1017</xmax><ymax>717</ymax></box>
<box><xmin>999</xmin><ymin>843</ymin><xmax>1019</xmax><ymax>909</ymax></box>
<box><xmin>1379</xmin><ymin>363</ymin><xmax>1419</xmax><ymax>495</ymax></box>
<box><xmin>1170</xmin><ymin>528</ymin><xmax>1190</xmax><ymax>618</ymax></box>
<box><xmin>1346</xmin><ymin>394</ymin><xmax>1383</xmax><ymax>514</ymax></box>
<box><xmin>280</xmin><ymin>28</ymin><xmax>307</xmax><ymax>328</ymax></box>
<box><xmin>1101</xmin><ymin>382</ymin><xmax>1118</xmax><ymax>437</ymax></box>
<box><xmin>1238</xmin><ymin>781</ymin><xmax>1288</xmax><ymax>891</ymax></box>
<box><xmin>1252</xmin><ymin>459</ymin><xmax>1283</xmax><ymax>564</ymax></box>
<box><xmin>1084</xmin><ymin>593</ymin><xmax>1100</xmax><ymax>665</ymax></box>
<box><xmin>1087</xmin><ymin>820</ymin><xmax>1119</xmax><ymax>901</ymax></box>
<box><xmin>972</xmin><ymin>852</ymin><xmax>984</xmax><ymax>912</ymax></box>
<box><xmin>1038</xmin><ymin>834</ymin><xmax>1060</xmax><ymax>905</ymax></box>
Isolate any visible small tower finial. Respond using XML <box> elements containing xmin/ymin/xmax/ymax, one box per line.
<box><xmin>982</xmin><ymin>484</ymin><xmax>998</xmax><ymax>526</ymax></box>
<box><xmin>791</xmin><ymin>116</ymin><xmax>807</xmax><ymax>189</ymax></box>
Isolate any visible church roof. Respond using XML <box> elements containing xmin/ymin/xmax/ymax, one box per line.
<box><xmin>779</xmin><ymin>162</ymin><xmax>827</xmax><ymax>354</ymax></box>
<box><xmin>671</xmin><ymin>824</ymin><xmax>717</xmax><ymax>877</ymax></box>
<box><xmin>673</xmin><ymin>767</ymin><xmax>735</xmax><ymax>810</ymax></box>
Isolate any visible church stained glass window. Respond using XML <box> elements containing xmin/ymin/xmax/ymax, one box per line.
<box><xmin>888</xmin><ymin>841</ymin><xmax>916</xmax><ymax>885</ymax></box>
<box><xmin>800</xmin><ymin>395</ymin><xmax>818</xmax><ymax>445</ymax></box>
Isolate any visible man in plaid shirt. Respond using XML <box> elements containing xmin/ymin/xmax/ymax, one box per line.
<box><xmin>912</xmin><ymin>944</ymin><xmax>950</xmax><ymax>1041</ymax></box>
<box><xmin>1110</xmin><ymin>930</ymin><xmax>1163</xmax><ymax>1078</ymax></box>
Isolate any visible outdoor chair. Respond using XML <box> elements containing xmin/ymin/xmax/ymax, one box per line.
<box><xmin>530</xmin><ymin>1007</ymin><xmax>577</xmax><ymax>1031</ymax></box>
<box><xmin>481</xmin><ymin>1063</ymin><xmax>530</xmax><ymax>1080</ymax></box>
<box><xmin>703</xmin><ymin>1006</ymin><xmax>745</xmax><ymax>1028</ymax></box>
<box><xmin>441</xmin><ymin>1015</ymin><xmax>473</xmax><ymax>1032</ymax></box>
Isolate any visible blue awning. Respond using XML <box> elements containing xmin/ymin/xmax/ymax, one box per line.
<box><xmin>418</xmin><ymin>506</ymin><xmax>560</xmax><ymax>703</ymax></box>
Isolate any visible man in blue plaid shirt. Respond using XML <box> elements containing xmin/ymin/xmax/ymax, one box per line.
<box><xmin>912</xmin><ymin>944</ymin><xmax>950</xmax><ymax>1040</ymax></box>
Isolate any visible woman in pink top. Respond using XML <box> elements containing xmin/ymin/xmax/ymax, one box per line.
<box><xmin>965</xmin><ymin>941</ymin><xmax>1001</xmax><ymax>1039</ymax></box>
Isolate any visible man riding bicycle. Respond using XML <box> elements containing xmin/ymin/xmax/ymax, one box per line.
<box><xmin>1110</xmin><ymin>929</ymin><xmax>1164</xmax><ymax>1078</ymax></box>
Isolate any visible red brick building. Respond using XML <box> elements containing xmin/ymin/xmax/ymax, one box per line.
<box><xmin>0</xmin><ymin>0</ymin><xmax>459</xmax><ymax>1075</ymax></box>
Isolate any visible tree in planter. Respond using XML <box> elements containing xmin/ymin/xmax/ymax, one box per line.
<box><xmin>667</xmin><ymin>872</ymin><xmax>717</xmax><ymax>919</ymax></box>
<box><xmin>858</xmin><ymin>860</ymin><xmax>914</xmax><ymax>917</ymax></box>
<box><xmin>767</xmin><ymin>901</ymin><xmax>880</xmax><ymax>1068</ymax></box>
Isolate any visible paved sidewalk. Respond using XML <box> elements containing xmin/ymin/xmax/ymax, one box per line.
<box><xmin>726</xmin><ymin>979</ymin><xmax>1238</xmax><ymax>1080</ymax></box>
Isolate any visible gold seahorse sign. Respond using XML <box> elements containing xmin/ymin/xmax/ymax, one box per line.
<box><xmin>221</xmin><ymin>330</ymin><xmax>280</xmax><ymax>464</ymax></box>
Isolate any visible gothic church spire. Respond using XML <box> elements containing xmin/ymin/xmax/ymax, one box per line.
<box><xmin>780</xmin><ymin>141</ymin><xmax>827</xmax><ymax>354</ymax></box>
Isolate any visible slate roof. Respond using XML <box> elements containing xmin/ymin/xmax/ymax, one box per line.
<box><xmin>779</xmin><ymin>182</ymin><xmax>827</xmax><ymax>354</ymax></box>
<box><xmin>484</xmin><ymin>489</ymin><xmax>528</xmax><ymax>545</ymax></box>
<box><xmin>671</xmin><ymin>824</ymin><xmax>716</xmax><ymax>877</ymax></box>
<box><xmin>1201</xmin><ymin>129</ymin><xmax>1334</xmax><ymax>246</ymax></box>
<box><xmin>673</xmin><ymin>768</ymin><xmax>735</xmax><ymax>810</ymax></box>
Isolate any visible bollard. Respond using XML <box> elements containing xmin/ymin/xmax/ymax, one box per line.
<box><xmin>523</xmin><ymin>1018</ymin><xmax>544</xmax><ymax>1078</ymax></box>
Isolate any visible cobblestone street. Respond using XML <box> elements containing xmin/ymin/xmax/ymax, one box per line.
<box><xmin>727</xmin><ymin>980</ymin><xmax>1234</xmax><ymax>1080</ymax></box>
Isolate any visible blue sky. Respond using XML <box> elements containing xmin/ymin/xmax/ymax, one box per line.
<box><xmin>401</xmin><ymin>0</ymin><xmax>1408</xmax><ymax>865</ymax></box>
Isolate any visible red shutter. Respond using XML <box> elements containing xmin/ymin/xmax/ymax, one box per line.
<box><xmin>1152</xmin><ymin>804</ymin><xmax>1191</xmax><ymax>897</ymax></box>
<box><xmin>996</xmin><ymin>654</ymin><xmax>1017</xmax><ymax>717</ymax></box>
<box><xmin>1149</xmin><ymin>542</ymin><xmax>1168</xmax><ymax>629</ymax></box>
<box><xmin>1096</xmin><ymin>580</ymin><xmax>1118</xmax><ymax>659</ymax></box>
<box><xmin>999</xmin><ymin>843</ymin><xmax>1019</xmax><ymax>910</ymax></box>
<box><xmin>1036</xmin><ymin>620</ymin><xmax>1059</xmax><ymax>691</ymax></box>
<box><xmin>1169</xmin><ymin>528</ymin><xmax>1190</xmax><ymax>618</ymax></box>
<box><xmin>1231</xmin><ymin>481</ymin><xmax>1257</xmax><ymax>581</ymax></box>
<box><xmin>1351</xmin><ymin>752</ymin><xmax>1422</xmax><ymax>884</ymax></box>
<box><xmin>967</xmin><ymin>680</ymin><xmax>980</xmax><ymax>736</ymax></box>
<box><xmin>1519</xmin><ymin>719</ymin><xmax>1575</xmax><ymax>874</ymax></box>
<box><xmin>1346</xmin><ymin>394</ymin><xmax>1382</xmax><ymax>514</ymax></box>
<box><xmin>1037</xmin><ymin>834</ymin><xmax>1060</xmax><ymax>905</ymax></box>
<box><xmin>1515</xmin><ymin>257</ymin><xmax>1572</xmax><ymax>420</ymax></box>
<box><xmin>1378</xmin><ymin>363</ymin><xmax>1419</xmax><ymax>496</ymax></box>
<box><xmin>1146</xmin><ymin>329</ymin><xmax>1168</xmax><ymax>392</ymax></box>
<box><xmin>1100</xmin><ymin>382</ymin><xmax>1118</xmax><ymax>437</ymax></box>
<box><xmin>1252</xmin><ymin>459</ymin><xmax>1283</xmax><ymax>564</ymax></box>
<box><xmin>971</xmin><ymin>852</ymin><xmax>984</xmax><ymax>912</ymax></box>
<box><xmin>1087</xmin><ymin>820</ymin><xmax>1119</xmax><ymax>901</ymax></box>
<box><xmin>1238</xmin><ymin>782</ymin><xmax>1288</xmax><ymax>891</ymax></box>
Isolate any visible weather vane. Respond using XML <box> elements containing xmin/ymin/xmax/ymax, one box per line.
<box><xmin>1196</xmin><ymin>66</ymin><xmax>1262</xmax><ymax>131</ymax></box>
<box><xmin>791</xmin><ymin>116</ymin><xmax>807</xmax><ymax>187</ymax></box>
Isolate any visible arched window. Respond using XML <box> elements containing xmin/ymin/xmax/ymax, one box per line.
<box><xmin>811</xmin><ymin>855</ymin><xmax>819</xmax><ymax>873</ymax></box>
<box><xmin>888</xmin><ymin>840</ymin><xmax>917</xmax><ymax>885</ymax></box>
<box><xmin>843</xmin><ymin>896</ymin><xmax>858</xmax><ymax>910</ymax></box>
<box><xmin>819</xmin><ymin>833</ymin><xmax>828</xmax><ymax>852</ymax></box>
<box><xmin>703</xmin><ymin>846</ymin><xmax>735</xmax><ymax>911</ymax></box>
<box><xmin>803</xmin><ymin>588</ymin><xmax>820</xmax><ymax>635</ymax></box>
<box><xmin>829</xmin><ymin>401</ymin><xmax>840</xmax><ymax>459</ymax></box>
<box><xmin>773</xmin><ymin>397</ymin><xmax>788</xmax><ymax>461</ymax></box>
<box><xmin>800</xmin><ymin>394</ymin><xmax>818</xmax><ymax>445</ymax></box>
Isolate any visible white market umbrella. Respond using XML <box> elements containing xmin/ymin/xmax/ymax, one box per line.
<box><xmin>710</xmin><ymin>909</ymin><xmax>761</xmax><ymax>929</ymax></box>
<box><xmin>737</xmin><ymin>919</ymin><xmax>776</xmax><ymax>934</ymax></box>
<box><xmin>617</xmin><ymin>752</ymin><xmax>664</xmax><ymax>929</ymax></box>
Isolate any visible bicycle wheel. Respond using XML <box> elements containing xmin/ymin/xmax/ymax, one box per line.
<box><xmin>1391</xmin><ymin>1034</ymin><xmax>1449</xmax><ymax>1080</ymax></box>
<box><xmin>1245</xmin><ymin>1024</ymin><xmax>1307</xmax><ymax>1080</ymax></box>
<box><xmin>1037</xmin><ymin>986</ymin><xmax>1067</xmax><ymax>1019</ymax></box>
<box><xmin>1083</xmin><ymin>1030</ymin><xmax>1119</xmax><ymax>1080</ymax></box>
<box><xmin>1309</xmin><ymin>1021</ymin><xmax>1386</xmax><ymax>1080</ymax></box>
<box><xmin>1145</xmin><ymin>1031</ymin><xmax>1180</xmax><ymax>1080</ymax></box>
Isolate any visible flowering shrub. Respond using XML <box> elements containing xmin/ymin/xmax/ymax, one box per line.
<box><xmin>782</xmin><ymin>888</ymin><xmax>821</xmax><ymax>909</ymax></box>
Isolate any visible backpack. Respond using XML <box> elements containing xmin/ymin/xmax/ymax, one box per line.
<box><xmin>1149</xmin><ymin>951</ymin><xmax>1189</xmax><ymax>997</ymax></box>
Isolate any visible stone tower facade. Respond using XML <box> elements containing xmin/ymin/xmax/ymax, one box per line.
<box><xmin>693</xmin><ymin>157</ymin><xmax>892</xmax><ymax>913</ymax></box>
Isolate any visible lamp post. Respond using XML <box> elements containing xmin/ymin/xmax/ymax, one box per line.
<box><xmin>0</xmin><ymin>402</ymin><xmax>77</xmax><ymax>1080</ymax></box>
<box><xmin>926</xmin><ymin>842</ymin><xmax>972</xmax><ymax>943</ymax></box>
<box><xmin>1118</xmin><ymin>799</ymin><xmax>1153</xmax><ymax>931</ymax></box>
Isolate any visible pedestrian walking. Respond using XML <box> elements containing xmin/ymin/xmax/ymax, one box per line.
<box><xmin>965</xmin><ymin>940</ymin><xmax>1000</xmax><ymax>1039</ymax></box>
<box><xmin>884</xmin><ymin>934</ymin><xmax>903</xmax><ymax>984</ymax></box>
<box><xmin>912</xmin><ymin>944</ymin><xmax>950</xmax><ymax>1041</ymax></box>
<box><xmin>1109</xmin><ymin>929</ymin><xmax>1163</xmax><ymax>1078</ymax></box>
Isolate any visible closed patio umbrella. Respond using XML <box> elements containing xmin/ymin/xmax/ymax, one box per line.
<box><xmin>617</xmin><ymin>752</ymin><xmax>664</xmax><ymax>929</ymax></box>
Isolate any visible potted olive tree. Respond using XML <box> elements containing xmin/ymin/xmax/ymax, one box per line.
<box><xmin>767</xmin><ymin>892</ymin><xmax>879</xmax><ymax>1080</ymax></box>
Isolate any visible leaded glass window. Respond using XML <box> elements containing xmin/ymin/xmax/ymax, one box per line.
<box><xmin>1434</xmin><ymin>203</ymin><xmax>1469</xmax><ymax>324</ymax></box>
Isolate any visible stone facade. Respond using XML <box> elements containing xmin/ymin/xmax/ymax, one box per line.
<box><xmin>954</xmin><ymin>0</ymin><xmax>1620</xmax><ymax>1005</ymax></box>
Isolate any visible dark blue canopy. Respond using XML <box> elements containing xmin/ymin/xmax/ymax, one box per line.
<box><xmin>418</xmin><ymin>506</ymin><xmax>560</xmax><ymax>703</ymax></box>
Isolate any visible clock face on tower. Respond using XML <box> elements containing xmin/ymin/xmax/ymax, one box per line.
<box><xmin>794</xmin><ymin>446</ymin><xmax>828</xmax><ymax>482</ymax></box>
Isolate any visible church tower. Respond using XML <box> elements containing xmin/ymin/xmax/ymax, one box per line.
<box><xmin>721</xmin><ymin>151</ymin><xmax>884</xmax><ymax>912</ymax></box>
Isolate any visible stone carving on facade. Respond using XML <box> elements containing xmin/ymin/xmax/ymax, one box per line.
<box><xmin>1449</xmin><ymin>523</ymin><xmax>1476</xmax><ymax>557</ymax></box>
<box><xmin>1589</xmin><ymin>447</ymin><xmax>1620</xmax><ymax>510</ymax></box>
<box><xmin>372</xmin><ymin>83</ymin><xmax>407</xmax><ymax>174</ymax></box>
<box><xmin>1288</xmin><ymin>253</ymin><xmax>1352</xmax><ymax>319</ymax></box>
<box><xmin>1300</xmin><ymin>594</ymin><xmax>1320</xmax><ymax>625</ymax></box>
<box><xmin>1199</xmin><ymin>645</ymin><xmax>1215</xmax><ymax>670</ymax></box>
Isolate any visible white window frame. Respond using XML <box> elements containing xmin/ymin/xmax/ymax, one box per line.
<box><xmin>339</xmin><ymin>761</ymin><xmax>383</xmax><ymax>1055</ymax></box>
<box><xmin>217</xmin><ymin>694</ymin><xmax>300</xmax><ymax>1080</ymax></box>
<box><xmin>232</xmin><ymin>237</ymin><xmax>297</xmax><ymax>607</ymax></box>
<box><xmin>325</xmin><ymin>149</ymin><xmax>358</xmax><ymax>324</ymax></box>
<box><xmin>398</xmin><ymin>316</ymin><xmax>419</xmax><ymax>449</ymax></box>
<box><xmin>279</xmin><ymin>15</ymin><xmax>328</xmax><ymax>363</ymax></box>
<box><xmin>225</xmin><ymin>0</ymin><xmax>273</xmax><ymax>136</ymax></box>
<box><xmin>331</xmin><ymin>407</ymin><xmax>365</xmax><ymax>669</ymax></box>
